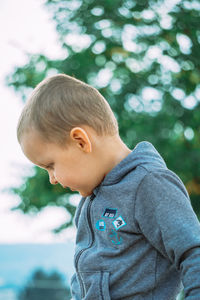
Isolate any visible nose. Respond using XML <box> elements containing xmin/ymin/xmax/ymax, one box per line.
<box><xmin>49</xmin><ymin>172</ymin><xmax>58</xmax><ymax>185</ymax></box>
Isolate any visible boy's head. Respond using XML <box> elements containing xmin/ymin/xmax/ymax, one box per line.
<box><xmin>17</xmin><ymin>74</ymin><xmax>119</xmax><ymax>197</ymax></box>
<box><xmin>17</xmin><ymin>73</ymin><xmax>118</xmax><ymax>146</ymax></box>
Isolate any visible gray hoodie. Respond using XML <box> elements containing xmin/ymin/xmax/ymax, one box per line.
<box><xmin>71</xmin><ymin>141</ymin><xmax>200</xmax><ymax>300</ymax></box>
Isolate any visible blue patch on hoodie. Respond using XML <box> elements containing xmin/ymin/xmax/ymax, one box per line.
<box><xmin>112</xmin><ymin>216</ymin><xmax>126</xmax><ymax>230</ymax></box>
<box><xmin>96</xmin><ymin>219</ymin><xmax>106</xmax><ymax>231</ymax></box>
<box><xmin>103</xmin><ymin>208</ymin><xmax>117</xmax><ymax>218</ymax></box>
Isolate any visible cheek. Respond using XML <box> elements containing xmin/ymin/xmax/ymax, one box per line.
<box><xmin>57</xmin><ymin>170</ymin><xmax>77</xmax><ymax>187</ymax></box>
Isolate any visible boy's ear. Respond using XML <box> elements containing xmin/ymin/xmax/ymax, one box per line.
<box><xmin>70</xmin><ymin>127</ymin><xmax>92</xmax><ymax>153</ymax></box>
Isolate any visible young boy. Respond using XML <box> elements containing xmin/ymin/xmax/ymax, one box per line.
<box><xmin>17</xmin><ymin>74</ymin><xmax>200</xmax><ymax>299</ymax></box>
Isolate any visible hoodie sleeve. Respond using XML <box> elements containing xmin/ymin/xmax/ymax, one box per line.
<box><xmin>135</xmin><ymin>169</ymin><xmax>200</xmax><ymax>299</ymax></box>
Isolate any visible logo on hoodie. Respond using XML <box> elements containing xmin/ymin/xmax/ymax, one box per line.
<box><xmin>96</xmin><ymin>219</ymin><xmax>106</xmax><ymax>231</ymax></box>
<box><xmin>112</xmin><ymin>216</ymin><xmax>126</xmax><ymax>230</ymax></box>
<box><xmin>103</xmin><ymin>208</ymin><xmax>117</xmax><ymax>218</ymax></box>
<box><xmin>109</xmin><ymin>229</ymin><xmax>123</xmax><ymax>245</ymax></box>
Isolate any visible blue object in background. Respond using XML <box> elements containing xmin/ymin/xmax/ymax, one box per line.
<box><xmin>0</xmin><ymin>243</ymin><xmax>75</xmax><ymax>299</ymax></box>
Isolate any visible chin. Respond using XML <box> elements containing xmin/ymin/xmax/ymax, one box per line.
<box><xmin>80</xmin><ymin>191</ymin><xmax>92</xmax><ymax>197</ymax></box>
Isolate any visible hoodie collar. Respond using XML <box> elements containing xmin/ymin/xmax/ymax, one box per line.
<box><xmin>93</xmin><ymin>141</ymin><xmax>166</xmax><ymax>191</ymax></box>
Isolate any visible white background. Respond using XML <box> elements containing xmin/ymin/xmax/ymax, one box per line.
<box><xmin>0</xmin><ymin>0</ymin><xmax>77</xmax><ymax>243</ymax></box>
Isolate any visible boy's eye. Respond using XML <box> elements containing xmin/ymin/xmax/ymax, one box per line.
<box><xmin>46</xmin><ymin>163</ymin><xmax>54</xmax><ymax>169</ymax></box>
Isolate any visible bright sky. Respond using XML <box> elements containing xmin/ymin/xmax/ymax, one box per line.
<box><xmin>0</xmin><ymin>0</ymin><xmax>77</xmax><ymax>243</ymax></box>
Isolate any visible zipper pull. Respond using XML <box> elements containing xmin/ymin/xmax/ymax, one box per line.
<box><xmin>90</xmin><ymin>193</ymin><xmax>95</xmax><ymax>201</ymax></box>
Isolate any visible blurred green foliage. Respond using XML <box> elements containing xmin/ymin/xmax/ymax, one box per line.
<box><xmin>8</xmin><ymin>0</ymin><xmax>200</xmax><ymax>229</ymax></box>
<box><xmin>18</xmin><ymin>268</ymin><xmax>71</xmax><ymax>300</ymax></box>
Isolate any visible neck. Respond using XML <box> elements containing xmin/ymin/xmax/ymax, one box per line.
<box><xmin>100</xmin><ymin>134</ymin><xmax>131</xmax><ymax>176</ymax></box>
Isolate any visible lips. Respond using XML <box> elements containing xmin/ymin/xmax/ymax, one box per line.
<box><xmin>63</xmin><ymin>185</ymin><xmax>76</xmax><ymax>192</ymax></box>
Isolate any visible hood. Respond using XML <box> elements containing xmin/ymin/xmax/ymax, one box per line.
<box><xmin>98</xmin><ymin>141</ymin><xmax>167</xmax><ymax>187</ymax></box>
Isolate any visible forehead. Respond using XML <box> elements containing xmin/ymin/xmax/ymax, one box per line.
<box><xmin>20</xmin><ymin>130</ymin><xmax>53</xmax><ymax>165</ymax></box>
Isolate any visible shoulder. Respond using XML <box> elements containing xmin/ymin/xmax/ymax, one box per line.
<box><xmin>137</xmin><ymin>167</ymin><xmax>188</xmax><ymax>198</ymax></box>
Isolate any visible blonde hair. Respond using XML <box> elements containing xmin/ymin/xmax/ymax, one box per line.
<box><xmin>17</xmin><ymin>74</ymin><xmax>118</xmax><ymax>145</ymax></box>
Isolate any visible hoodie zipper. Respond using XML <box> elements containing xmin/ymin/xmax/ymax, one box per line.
<box><xmin>75</xmin><ymin>193</ymin><xmax>96</xmax><ymax>298</ymax></box>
